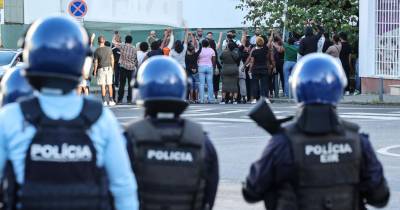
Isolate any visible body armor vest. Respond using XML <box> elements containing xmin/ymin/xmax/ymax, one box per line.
<box><xmin>284</xmin><ymin>120</ymin><xmax>362</xmax><ymax>210</ymax></box>
<box><xmin>15</xmin><ymin>97</ymin><xmax>111</xmax><ymax>210</ymax></box>
<box><xmin>125</xmin><ymin>119</ymin><xmax>206</xmax><ymax>210</ymax></box>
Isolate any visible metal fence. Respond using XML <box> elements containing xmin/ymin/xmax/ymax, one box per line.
<box><xmin>375</xmin><ymin>0</ymin><xmax>400</xmax><ymax>78</ymax></box>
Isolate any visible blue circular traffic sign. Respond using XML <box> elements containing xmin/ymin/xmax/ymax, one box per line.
<box><xmin>68</xmin><ymin>0</ymin><xmax>88</xmax><ymax>18</ymax></box>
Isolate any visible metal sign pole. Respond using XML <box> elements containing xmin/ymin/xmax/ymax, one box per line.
<box><xmin>282</xmin><ymin>0</ymin><xmax>288</xmax><ymax>41</ymax></box>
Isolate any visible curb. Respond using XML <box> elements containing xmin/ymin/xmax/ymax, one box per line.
<box><xmin>270</xmin><ymin>98</ymin><xmax>400</xmax><ymax>106</ymax></box>
<box><xmin>270</xmin><ymin>98</ymin><xmax>295</xmax><ymax>104</ymax></box>
<box><xmin>340</xmin><ymin>101</ymin><xmax>400</xmax><ymax>106</ymax></box>
<box><xmin>88</xmin><ymin>86</ymin><xmax>400</xmax><ymax>106</ymax></box>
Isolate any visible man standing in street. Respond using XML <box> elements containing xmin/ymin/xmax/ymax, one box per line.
<box><xmin>339</xmin><ymin>31</ymin><xmax>353</xmax><ymax>95</ymax></box>
<box><xmin>195</xmin><ymin>28</ymin><xmax>205</xmax><ymax>49</ymax></box>
<box><xmin>112</xmin><ymin>32</ymin><xmax>122</xmax><ymax>102</ymax></box>
<box><xmin>94</xmin><ymin>35</ymin><xmax>116</xmax><ymax>106</ymax></box>
<box><xmin>222</xmin><ymin>30</ymin><xmax>242</xmax><ymax>50</ymax></box>
<box><xmin>118</xmin><ymin>35</ymin><xmax>137</xmax><ymax>104</ymax></box>
<box><xmin>147</xmin><ymin>31</ymin><xmax>158</xmax><ymax>46</ymax></box>
<box><xmin>112</xmin><ymin>32</ymin><xmax>122</xmax><ymax>88</ymax></box>
<box><xmin>298</xmin><ymin>21</ymin><xmax>324</xmax><ymax>56</ymax></box>
<box><xmin>250</xmin><ymin>28</ymin><xmax>262</xmax><ymax>46</ymax></box>
<box><xmin>196</xmin><ymin>28</ymin><xmax>204</xmax><ymax>43</ymax></box>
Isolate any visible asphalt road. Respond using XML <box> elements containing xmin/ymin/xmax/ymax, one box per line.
<box><xmin>110</xmin><ymin>103</ymin><xmax>400</xmax><ymax>210</ymax></box>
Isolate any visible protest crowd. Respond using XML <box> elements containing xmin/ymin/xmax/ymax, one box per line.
<box><xmin>83</xmin><ymin>21</ymin><xmax>360</xmax><ymax>106</ymax></box>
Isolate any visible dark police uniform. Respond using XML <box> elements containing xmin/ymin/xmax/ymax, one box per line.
<box><xmin>243</xmin><ymin>106</ymin><xmax>390</xmax><ymax>210</ymax></box>
<box><xmin>243</xmin><ymin>54</ymin><xmax>390</xmax><ymax>210</ymax></box>
<box><xmin>125</xmin><ymin>118</ymin><xmax>219</xmax><ymax>210</ymax></box>
<box><xmin>127</xmin><ymin>56</ymin><xmax>219</xmax><ymax>210</ymax></box>
<box><xmin>0</xmin><ymin>68</ymin><xmax>33</xmax><ymax>210</ymax></box>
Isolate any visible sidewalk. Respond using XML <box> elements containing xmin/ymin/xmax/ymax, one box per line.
<box><xmin>341</xmin><ymin>94</ymin><xmax>400</xmax><ymax>105</ymax></box>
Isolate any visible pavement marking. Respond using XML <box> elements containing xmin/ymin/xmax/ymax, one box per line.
<box><xmin>117</xmin><ymin>116</ymin><xmax>139</xmax><ymax>120</ymax></box>
<box><xmin>116</xmin><ymin>112</ymin><xmax>400</xmax><ymax>122</ymax></box>
<box><xmin>195</xmin><ymin>117</ymin><xmax>252</xmax><ymax>123</ymax></box>
<box><xmin>214</xmin><ymin>136</ymin><xmax>266</xmax><ymax>140</ymax></box>
<box><xmin>338</xmin><ymin>107</ymin><xmax>400</xmax><ymax>110</ymax></box>
<box><xmin>341</xmin><ymin>112</ymin><xmax>400</xmax><ymax>117</ymax></box>
<box><xmin>190</xmin><ymin>108</ymin><xmax>215</xmax><ymax>112</ymax></box>
<box><xmin>339</xmin><ymin>114</ymin><xmax>400</xmax><ymax>121</ymax></box>
<box><xmin>111</xmin><ymin>105</ymin><xmax>139</xmax><ymax>108</ymax></box>
<box><xmin>377</xmin><ymin>145</ymin><xmax>400</xmax><ymax>157</ymax></box>
<box><xmin>183</xmin><ymin>110</ymin><xmax>246</xmax><ymax>117</ymax></box>
<box><xmin>214</xmin><ymin>125</ymin><xmax>245</xmax><ymax>128</ymax></box>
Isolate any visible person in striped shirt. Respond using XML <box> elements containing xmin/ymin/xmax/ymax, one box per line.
<box><xmin>117</xmin><ymin>35</ymin><xmax>138</xmax><ymax>104</ymax></box>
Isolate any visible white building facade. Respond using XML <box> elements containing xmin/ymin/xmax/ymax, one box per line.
<box><xmin>360</xmin><ymin>0</ymin><xmax>400</xmax><ymax>93</ymax></box>
<box><xmin>2</xmin><ymin>0</ymin><xmax>248</xmax><ymax>48</ymax></box>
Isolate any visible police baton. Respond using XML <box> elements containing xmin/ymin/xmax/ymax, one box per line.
<box><xmin>248</xmin><ymin>97</ymin><xmax>293</xmax><ymax>135</ymax></box>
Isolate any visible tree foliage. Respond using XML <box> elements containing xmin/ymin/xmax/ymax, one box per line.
<box><xmin>236</xmin><ymin>0</ymin><xmax>359</xmax><ymax>39</ymax></box>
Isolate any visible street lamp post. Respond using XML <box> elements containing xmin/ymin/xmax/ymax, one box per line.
<box><xmin>282</xmin><ymin>0</ymin><xmax>288</xmax><ymax>41</ymax></box>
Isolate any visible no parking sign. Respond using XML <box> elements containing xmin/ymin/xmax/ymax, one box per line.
<box><xmin>68</xmin><ymin>0</ymin><xmax>88</xmax><ymax>18</ymax></box>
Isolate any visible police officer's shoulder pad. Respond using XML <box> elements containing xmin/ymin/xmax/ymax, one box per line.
<box><xmin>125</xmin><ymin>119</ymin><xmax>162</xmax><ymax>142</ymax></box>
<box><xmin>80</xmin><ymin>98</ymin><xmax>103</xmax><ymax>126</ymax></box>
<box><xmin>340</xmin><ymin>120</ymin><xmax>360</xmax><ymax>132</ymax></box>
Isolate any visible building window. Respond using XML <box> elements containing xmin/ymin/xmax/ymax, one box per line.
<box><xmin>375</xmin><ymin>0</ymin><xmax>400</xmax><ymax>78</ymax></box>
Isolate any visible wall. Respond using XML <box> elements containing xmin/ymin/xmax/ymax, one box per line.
<box><xmin>1</xmin><ymin>23</ymin><xmax>28</xmax><ymax>48</ymax></box>
<box><xmin>22</xmin><ymin>0</ymin><xmax>246</xmax><ymax>28</ymax></box>
<box><xmin>23</xmin><ymin>0</ymin><xmax>183</xmax><ymax>27</ymax></box>
<box><xmin>182</xmin><ymin>0</ymin><xmax>248</xmax><ymax>29</ymax></box>
<box><xmin>2</xmin><ymin>0</ymin><xmax>247</xmax><ymax>48</ymax></box>
<box><xmin>359</xmin><ymin>0</ymin><xmax>375</xmax><ymax>78</ymax></box>
<box><xmin>362</xmin><ymin>77</ymin><xmax>400</xmax><ymax>94</ymax></box>
<box><xmin>5</xmin><ymin>0</ymin><xmax>23</xmax><ymax>23</ymax></box>
<box><xmin>23</xmin><ymin>0</ymin><xmax>62</xmax><ymax>23</ymax></box>
<box><xmin>87</xmin><ymin>28</ymin><xmax>241</xmax><ymax>49</ymax></box>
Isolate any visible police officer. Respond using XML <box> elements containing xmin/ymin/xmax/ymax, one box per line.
<box><xmin>0</xmin><ymin>68</ymin><xmax>33</xmax><ymax>106</ymax></box>
<box><xmin>242</xmin><ymin>54</ymin><xmax>390</xmax><ymax>210</ymax></box>
<box><xmin>125</xmin><ymin>56</ymin><xmax>219</xmax><ymax>210</ymax></box>
<box><xmin>0</xmin><ymin>67</ymin><xmax>33</xmax><ymax>210</ymax></box>
<box><xmin>0</xmin><ymin>16</ymin><xmax>139</xmax><ymax>210</ymax></box>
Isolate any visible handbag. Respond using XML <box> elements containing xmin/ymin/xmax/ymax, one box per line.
<box><xmin>214</xmin><ymin>68</ymin><xmax>220</xmax><ymax>75</ymax></box>
<box><xmin>238</xmin><ymin>61</ymin><xmax>246</xmax><ymax>79</ymax></box>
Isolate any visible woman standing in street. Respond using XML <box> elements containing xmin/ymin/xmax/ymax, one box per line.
<box><xmin>170</xmin><ymin>29</ymin><xmax>189</xmax><ymax>68</ymax></box>
<box><xmin>185</xmin><ymin>32</ymin><xmax>200</xmax><ymax>103</ymax></box>
<box><xmin>198</xmin><ymin>39</ymin><xmax>216</xmax><ymax>104</ymax></box>
<box><xmin>282</xmin><ymin>37</ymin><xmax>299</xmax><ymax>98</ymax></box>
<box><xmin>270</xmin><ymin>33</ymin><xmax>285</xmax><ymax>98</ymax></box>
<box><xmin>325</xmin><ymin>34</ymin><xmax>342</xmax><ymax>65</ymax></box>
<box><xmin>207</xmin><ymin>32</ymin><xmax>223</xmax><ymax>100</ymax></box>
<box><xmin>249</xmin><ymin>37</ymin><xmax>273</xmax><ymax>104</ymax></box>
<box><xmin>220</xmin><ymin>42</ymin><xmax>240</xmax><ymax>104</ymax></box>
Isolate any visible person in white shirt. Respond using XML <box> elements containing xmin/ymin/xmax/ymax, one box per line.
<box><xmin>169</xmin><ymin>29</ymin><xmax>189</xmax><ymax>68</ymax></box>
<box><xmin>317</xmin><ymin>34</ymin><xmax>326</xmax><ymax>53</ymax></box>
<box><xmin>137</xmin><ymin>42</ymin><xmax>149</xmax><ymax>68</ymax></box>
<box><xmin>222</xmin><ymin>30</ymin><xmax>242</xmax><ymax>50</ymax></box>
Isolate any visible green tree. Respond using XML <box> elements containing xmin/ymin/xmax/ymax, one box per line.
<box><xmin>236</xmin><ymin>0</ymin><xmax>359</xmax><ymax>39</ymax></box>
